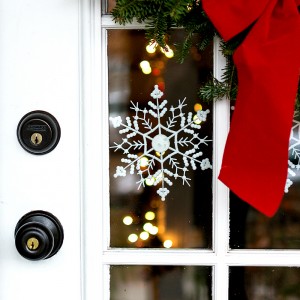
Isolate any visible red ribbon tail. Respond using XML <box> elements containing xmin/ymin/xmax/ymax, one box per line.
<box><xmin>203</xmin><ymin>0</ymin><xmax>300</xmax><ymax>216</ymax></box>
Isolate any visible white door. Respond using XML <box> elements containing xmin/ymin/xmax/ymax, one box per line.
<box><xmin>2</xmin><ymin>1</ymin><xmax>300</xmax><ymax>300</ymax></box>
<box><xmin>0</xmin><ymin>1</ymin><xmax>82</xmax><ymax>299</ymax></box>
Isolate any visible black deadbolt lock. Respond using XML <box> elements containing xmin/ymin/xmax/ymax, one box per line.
<box><xmin>17</xmin><ymin>110</ymin><xmax>61</xmax><ymax>155</ymax></box>
<box><xmin>15</xmin><ymin>210</ymin><xmax>64</xmax><ymax>261</ymax></box>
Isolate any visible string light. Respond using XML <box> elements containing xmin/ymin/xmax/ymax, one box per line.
<box><xmin>146</xmin><ymin>42</ymin><xmax>157</xmax><ymax>54</ymax></box>
<box><xmin>160</xmin><ymin>45</ymin><xmax>174</xmax><ymax>58</ymax></box>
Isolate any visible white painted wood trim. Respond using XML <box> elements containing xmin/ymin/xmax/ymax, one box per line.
<box><xmin>87</xmin><ymin>9</ymin><xmax>300</xmax><ymax>300</ymax></box>
<box><xmin>79</xmin><ymin>0</ymin><xmax>104</xmax><ymax>299</ymax></box>
<box><xmin>102</xmin><ymin>248</ymin><xmax>300</xmax><ymax>266</ymax></box>
<box><xmin>212</xmin><ymin>37</ymin><xmax>230</xmax><ymax>300</ymax></box>
<box><xmin>101</xmin><ymin>15</ymin><xmax>154</xmax><ymax>28</ymax></box>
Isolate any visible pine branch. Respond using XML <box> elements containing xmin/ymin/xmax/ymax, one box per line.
<box><xmin>111</xmin><ymin>0</ymin><xmax>161</xmax><ymax>25</ymax></box>
<box><xmin>198</xmin><ymin>78</ymin><xmax>228</xmax><ymax>102</ymax></box>
<box><xmin>112</xmin><ymin>0</ymin><xmax>300</xmax><ymax>113</ymax></box>
<box><xmin>174</xmin><ymin>32</ymin><xmax>194</xmax><ymax>63</ymax></box>
<box><xmin>145</xmin><ymin>9</ymin><xmax>171</xmax><ymax>49</ymax></box>
<box><xmin>165</xmin><ymin>0</ymin><xmax>191</xmax><ymax>22</ymax></box>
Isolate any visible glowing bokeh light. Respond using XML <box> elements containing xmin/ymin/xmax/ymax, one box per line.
<box><xmin>146</xmin><ymin>42</ymin><xmax>157</xmax><ymax>54</ymax></box>
<box><xmin>152</xmin><ymin>68</ymin><xmax>160</xmax><ymax>76</ymax></box>
<box><xmin>123</xmin><ymin>216</ymin><xmax>133</xmax><ymax>225</ymax></box>
<box><xmin>155</xmin><ymin>151</ymin><xmax>165</xmax><ymax>157</ymax></box>
<box><xmin>143</xmin><ymin>222</ymin><xmax>153</xmax><ymax>232</ymax></box>
<box><xmin>163</xmin><ymin>240</ymin><xmax>173</xmax><ymax>248</ymax></box>
<box><xmin>145</xmin><ymin>211</ymin><xmax>155</xmax><ymax>221</ymax></box>
<box><xmin>139</xmin><ymin>60</ymin><xmax>152</xmax><ymax>75</ymax></box>
<box><xmin>140</xmin><ymin>60</ymin><xmax>150</xmax><ymax>69</ymax></box>
<box><xmin>128</xmin><ymin>234</ymin><xmax>138</xmax><ymax>243</ymax></box>
<box><xmin>145</xmin><ymin>177</ymin><xmax>155</xmax><ymax>186</ymax></box>
<box><xmin>160</xmin><ymin>45</ymin><xmax>174</xmax><ymax>58</ymax></box>
<box><xmin>194</xmin><ymin>103</ymin><xmax>202</xmax><ymax>112</ymax></box>
<box><xmin>149</xmin><ymin>226</ymin><xmax>159</xmax><ymax>235</ymax></box>
<box><xmin>140</xmin><ymin>156</ymin><xmax>149</xmax><ymax>167</ymax></box>
<box><xmin>164</xmin><ymin>49</ymin><xmax>174</xmax><ymax>58</ymax></box>
<box><xmin>193</xmin><ymin>114</ymin><xmax>201</xmax><ymax>125</ymax></box>
<box><xmin>140</xmin><ymin>231</ymin><xmax>150</xmax><ymax>240</ymax></box>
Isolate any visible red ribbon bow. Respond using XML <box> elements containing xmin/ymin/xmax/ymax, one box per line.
<box><xmin>202</xmin><ymin>0</ymin><xmax>300</xmax><ymax>216</ymax></box>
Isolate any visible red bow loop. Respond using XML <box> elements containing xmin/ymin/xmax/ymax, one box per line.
<box><xmin>202</xmin><ymin>0</ymin><xmax>300</xmax><ymax>216</ymax></box>
<box><xmin>202</xmin><ymin>0</ymin><xmax>271</xmax><ymax>41</ymax></box>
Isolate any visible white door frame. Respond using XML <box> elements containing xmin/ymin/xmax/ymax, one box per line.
<box><xmin>80</xmin><ymin>1</ymin><xmax>300</xmax><ymax>299</ymax></box>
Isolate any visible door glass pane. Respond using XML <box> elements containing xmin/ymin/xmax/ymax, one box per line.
<box><xmin>105</xmin><ymin>0</ymin><xmax>115</xmax><ymax>14</ymax></box>
<box><xmin>230</xmin><ymin>115</ymin><xmax>300</xmax><ymax>249</ymax></box>
<box><xmin>110</xmin><ymin>265</ymin><xmax>212</xmax><ymax>300</ymax></box>
<box><xmin>108</xmin><ymin>29</ymin><xmax>213</xmax><ymax>248</ymax></box>
<box><xmin>229</xmin><ymin>266</ymin><xmax>300</xmax><ymax>300</ymax></box>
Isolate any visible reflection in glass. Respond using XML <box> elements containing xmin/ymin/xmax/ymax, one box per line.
<box><xmin>108</xmin><ymin>30</ymin><xmax>213</xmax><ymax>248</ymax></box>
<box><xmin>230</xmin><ymin>114</ymin><xmax>300</xmax><ymax>249</ymax></box>
<box><xmin>110</xmin><ymin>265</ymin><xmax>212</xmax><ymax>300</ymax></box>
<box><xmin>103</xmin><ymin>0</ymin><xmax>116</xmax><ymax>14</ymax></box>
<box><xmin>229</xmin><ymin>267</ymin><xmax>300</xmax><ymax>300</ymax></box>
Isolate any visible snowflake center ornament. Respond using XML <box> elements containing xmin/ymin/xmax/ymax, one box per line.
<box><xmin>152</xmin><ymin>134</ymin><xmax>170</xmax><ymax>153</ymax></box>
<box><xmin>110</xmin><ymin>85</ymin><xmax>212</xmax><ymax>201</ymax></box>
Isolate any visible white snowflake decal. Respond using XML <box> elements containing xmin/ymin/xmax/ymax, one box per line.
<box><xmin>110</xmin><ymin>85</ymin><xmax>212</xmax><ymax>201</ymax></box>
<box><xmin>286</xmin><ymin>118</ymin><xmax>300</xmax><ymax>192</ymax></box>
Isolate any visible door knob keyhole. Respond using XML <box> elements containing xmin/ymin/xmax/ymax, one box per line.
<box><xmin>15</xmin><ymin>211</ymin><xmax>64</xmax><ymax>261</ymax></box>
<box><xmin>27</xmin><ymin>237</ymin><xmax>40</xmax><ymax>250</ymax></box>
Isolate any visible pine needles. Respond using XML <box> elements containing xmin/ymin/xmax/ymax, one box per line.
<box><xmin>112</xmin><ymin>0</ymin><xmax>300</xmax><ymax>112</ymax></box>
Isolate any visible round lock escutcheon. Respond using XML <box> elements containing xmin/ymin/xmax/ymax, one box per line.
<box><xmin>15</xmin><ymin>211</ymin><xmax>64</xmax><ymax>261</ymax></box>
<box><xmin>17</xmin><ymin>110</ymin><xmax>61</xmax><ymax>155</ymax></box>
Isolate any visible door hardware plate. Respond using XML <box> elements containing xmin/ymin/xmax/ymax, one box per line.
<box><xmin>17</xmin><ymin>110</ymin><xmax>61</xmax><ymax>155</ymax></box>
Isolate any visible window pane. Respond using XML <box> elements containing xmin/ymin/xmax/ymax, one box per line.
<box><xmin>230</xmin><ymin>116</ymin><xmax>300</xmax><ymax>249</ymax></box>
<box><xmin>108</xmin><ymin>30</ymin><xmax>213</xmax><ymax>248</ymax></box>
<box><xmin>110</xmin><ymin>265</ymin><xmax>212</xmax><ymax>300</ymax></box>
<box><xmin>103</xmin><ymin>0</ymin><xmax>115</xmax><ymax>14</ymax></box>
<box><xmin>229</xmin><ymin>266</ymin><xmax>300</xmax><ymax>300</ymax></box>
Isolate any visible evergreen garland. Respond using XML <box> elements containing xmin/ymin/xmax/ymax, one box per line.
<box><xmin>112</xmin><ymin>0</ymin><xmax>300</xmax><ymax>112</ymax></box>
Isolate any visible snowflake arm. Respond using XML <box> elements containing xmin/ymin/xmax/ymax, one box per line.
<box><xmin>285</xmin><ymin>119</ymin><xmax>300</xmax><ymax>192</ymax></box>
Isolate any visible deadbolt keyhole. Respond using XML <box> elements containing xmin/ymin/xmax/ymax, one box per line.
<box><xmin>30</xmin><ymin>133</ymin><xmax>43</xmax><ymax>146</ymax></box>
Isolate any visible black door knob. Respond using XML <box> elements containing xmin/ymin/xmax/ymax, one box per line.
<box><xmin>15</xmin><ymin>211</ymin><xmax>64</xmax><ymax>261</ymax></box>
